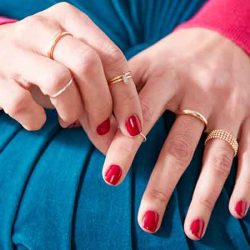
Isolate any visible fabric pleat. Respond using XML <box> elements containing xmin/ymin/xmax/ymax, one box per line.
<box><xmin>0</xmin><ymin>1</ymin><xmax>249</xmax><ymax>249</ymax></box>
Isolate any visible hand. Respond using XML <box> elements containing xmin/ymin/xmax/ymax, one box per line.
<box><xmin>0</xmin><ymin>2</ymin><xmax>143</xmax><ymax>153</ymax></box>
<box><xmin>102</xmin><ymin>28</ymin><xmax>250</xmax><ymax>239</ymax></box>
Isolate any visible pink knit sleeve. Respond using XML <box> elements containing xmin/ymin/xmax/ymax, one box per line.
<box><xmin>177</xmin><ymin>0</ymin><xmax>250</xmax><ymax>55</ymax></box>
<box><xmin>0</xmin><ymin>16</ymin><xmax>16</xmax><ymax>25</ymax></box>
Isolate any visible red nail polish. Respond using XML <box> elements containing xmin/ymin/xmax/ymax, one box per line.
<box><xmin>142</xmin><ymin>210</ymin><xmax>159</xmax><ymax>233</ymax></box>
<box><xmin>125</xmin><ymin>114</ymin><xmax>141</xmax><ymax>136</ymax></box>
<box><xmin>97</xmin><ymin>118</ymin><xmax>110</xmax><ymax>135</ymax></box>
<box><xmin>190</xmin><ymin>219</ymin><xmax>205</xmax><ymax>239</ymax></box>
<box><xmin>104</xmin><ymin>164</ymin><xmax>122</xmax><ymax>185</ymax></box>
<box><xmin>235</xmin><ymin>200</ymin><xmax>248</xmax><ymax>218</ymax></box>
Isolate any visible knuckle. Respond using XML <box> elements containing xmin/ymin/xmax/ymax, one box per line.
<box><xmin>22</xmin><ymin>14</ymin><xmax>45</xmax><ymax>26</ymax></box>
<box><xmin>212</xmin><ymin>153</ymin><xmax>232</xmax><ymax>178</ymax></box>
<box><xmin>46</xmin><ymin>68</ymin><xmax>72</xmax><ymax>95</ymax></box>
<box><xmin>53</xmin><ymin>2</ymin><xmax>90</xmax><ymax>22</ymax></box>
<box><xmin>116</xmin><ymin>140</ymin><xmax>136</xmax><ymax>157</ymax></box>
<box><xmin>16</xmin><ymin>15</ymin><xmax>58</xmax><ymax>39</ymax></box>
<box><xmin>197</xmin><ymin>195</ymin><xmax>215</xmax><ymax>210</ymax></box>
<box><xmin>22</xmin><ymin>14</ymin><xmax>51</xmax><ymax>28</ymax></box>
<box><xmin>73</xmin><ymin>49</ymin><xmax>100</xmax><ymax>76</ymax></box>
<box><xmin>148</xmin><ymin>188</ymin><xmax>169</xmax><ymax>204</ymax></box>
<box><xmin>86</xmin><ymin>102</ymin><xmax>112</xmax><ymax>121</ymax></box>
<box><xmin>167</xmin><ymin>136</ymin><xmax>192</xmax><ymax>165</ymax></box>
<box><xmin>241</xmin><ymin>176</ymin><xmax>250</xmax><ymax>187</ymax></box>
<box><xmin>6</xmin><ymin>92</ymin><xmax>30</xmax><ymax>116</ymax></box>
<box><xmin>141</xmin><ymin>99</ymin><xmax>154</xmax><ymax>124</ymax></box>
<box><xmin>54</xmin><ymin>2</ymin><xmax>73</xmax><ymax>11</ymax></box>
<box><xmin>118</xmin><ymin>91</ymin><xmax>138</xmax><ymax>107</ymax></box>
<box><xmin>102</xmin><ymin>43</ymin><xmax>126</xmax><ymax>68</ymax></box>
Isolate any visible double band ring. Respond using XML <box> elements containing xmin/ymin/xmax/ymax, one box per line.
<box><xmin>205</xmin><ymin>129</ymin><xmax>238</xmax><ymax>156</ymax></box>
<box><xmin>108</xmin><ymin>71</ymin><xmax>132</xmax><ymax>86</ymax></box>
<box><xmin>47</xmin><ymin>31</ymin><xmax>73</xmax><ymax>60</ymax></box>
<box><xmin>177</xmin><ymin>109</ymin><xmax>208</xmax><ymax>127</ymax></box>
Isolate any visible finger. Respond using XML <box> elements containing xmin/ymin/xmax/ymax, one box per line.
<box><xmin>44</xmin><ymin>3</ymin><xmax>143</xmax><ymax>137</ymax></box>
<box><xmin>79</xmin><ymin>114</ymin><xmax>118</xmax><ymax>155</ymax></box>
<box><xmin>229</xmin><ymin>119</ymin><xmax>250</xmax><ymax>219</ymax></box>
<box><xmin>5</xmin><ymin>50</ymin><xmax>83</xmax><ymax>125</ymax></box>
<box><xmin>11</xmin><ymin>45</ymin><xmax>116</xmax><ymax>153</ymax></box>
<box><xmin>51</xmin><ymin>35</ymin><xmax>113</xmax><ymax>136</ymax></box>
<box><xmin>184</xmin><ymin>126</ymin><xmax>239</xmax><ymax>240</ymax></box>
<box><xmin>102</xmin><ymin>76</ymin><xmax>177</xmax><ymax>185</ymax></box>
<box><xmin>0</xmin><ymin>78</ymin><xmax>46</xmax><ymax>130</ymax></box>
<box><xmin>138</xmin><ymin>115</ymin><xmax>205</xmax><ymax>233</ymax></box>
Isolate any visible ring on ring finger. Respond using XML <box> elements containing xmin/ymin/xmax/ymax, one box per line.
<box><xmin>205</xmin><ymin>129</ymin><xmax>239</xmax><ymax>156</ymax></box>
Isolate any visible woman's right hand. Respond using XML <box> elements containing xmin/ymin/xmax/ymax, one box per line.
<box><xmin>0</xmin><ymin>2</ymin><xmax>143</xmax><ymax>153</ymax></box>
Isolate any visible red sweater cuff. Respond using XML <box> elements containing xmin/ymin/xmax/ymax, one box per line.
<box><xmin>0</xmin><ymin>17</ymin><xmax>16</xmax><ymax>25</ymax></box>
<box><xmin>177</xmin><ymin>0</ymin><xmax>250</xmax><ymax>55</ymax></box>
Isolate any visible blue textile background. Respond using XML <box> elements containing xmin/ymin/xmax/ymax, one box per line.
<box><xmin>0</xmin><ymin>1</ymin><xmax>249</xmax><ymax>249</ymax></box>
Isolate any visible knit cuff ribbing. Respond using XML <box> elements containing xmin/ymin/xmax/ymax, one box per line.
<box><xmin>177</xmin><ymin>0</ymin><xmax>250</xmax><ymax>55</ymax></box>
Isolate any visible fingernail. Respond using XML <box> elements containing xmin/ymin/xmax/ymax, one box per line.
<box><xmin>142</xmin><ymin>210</ymin><xmax>159</xmax><ymax>233</ymax></box>
<box><xmin>67</xmin><ymin>121</ymin><xmax>80</xmax><ymax>128</ymax></box>
<box><xmin>104</xmin><ymin>164</ymin><xmax>122</xmax><ymax>185</ymax></box>
<box><xmin>190</xmin><ymin>219</ymin><xmax>205</xmax><ymax>239</ymax></box>
<box><xmin>235</xmin><ymin>200</ymin><xmax>248</xmax><ymax>218</ymax></box>
<box><xmin>97</xmin><ymin>118</ymin><xmax>110</xmax><ymax>135</ymax></box>
<box><xmin>125</xmin><ymin>114</ymin><xmax>142</xmax><ymax>136</ymax></box>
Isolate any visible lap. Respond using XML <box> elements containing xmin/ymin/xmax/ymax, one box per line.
<box><xmin>0</xmin><ymin>0</ymin><xmax>249</xmax><ymax>249</ymax></box>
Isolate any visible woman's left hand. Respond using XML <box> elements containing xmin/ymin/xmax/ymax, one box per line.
<box><xmin>102</xmin><ymin>28</ymin><xmax>250</xmax><ymax>240</ymax></box>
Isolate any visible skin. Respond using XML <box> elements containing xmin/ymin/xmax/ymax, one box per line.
<box><xmin>0</xmin><ymin>2</ymin><xmax>143</xmax><ymax>154</ymax></box>
<box><xmin>1</xmin><ymin>3</ymin><xmax>249</xmax><ymax>240</ymax></box>
<box><xmin>103</xmin><ymin>28</ymin><xmax>250</xmax><ymax>240</ymax></box>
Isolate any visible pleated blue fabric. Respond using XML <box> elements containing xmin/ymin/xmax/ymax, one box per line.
<box><xmin>0</xmin><ymin>1</ymin><xmax>249</xmax><ymax>249</ymax></box>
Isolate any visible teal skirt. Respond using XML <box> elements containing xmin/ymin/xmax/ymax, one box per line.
<box><xmin>0</xmin><ymin>1</ymin><xmax>249</xmax><ymax>249</ymax></box>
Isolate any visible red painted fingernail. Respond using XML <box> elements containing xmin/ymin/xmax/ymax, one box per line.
<box><xmin>97</xmin><ymin>118</ymin><xmax>110</xmax><ymax>135</ymax></box>
<box><xmin>67</xmin><ymin>121</ymin><xmax>80</xmax><ymax>128</ymax></box>
<box><xmin>235</xmin><ymin>200</ymin><xmax>248</xmax><ymax>218</ymax></box>
<box><xmin>142</xmin><ymin>210</ymin><xmax>159</xmax><ymax>233</ymax></box>
<box><xmin>125</xmin><ymin>114</ymin><xmax>142</xmax><ymax>136</ymax></box>
<box><xmin>104</xmin><ymin>164</ymin><xmax>122</xmax><ymax>185</ymax></box>
<box><xmin>190</xmin><ymin>219</ymin><xmax>205</xmax><ymax>239</ymax></box>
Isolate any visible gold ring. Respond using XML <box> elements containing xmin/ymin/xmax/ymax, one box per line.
<box><xmin>177</xmin><ymin>109</ymin><xmax>208</xmax><ymax>127</ymax></box>
<box><xmin>140</xmin><ymin>132</ymin><xmax>147</xmax><ymax>142</ymax></box>
<box><xmin>108</xmin><ymin>71</ymin><xmax>132</xmax><ymax>86</ymax></box>
<box><xmin>205</xmin><ymin>129</ymin><xmax>238</xmax><ymax>156</ymax></box>
<box><xmin>48</xmin><ymin>31</ymin><xmax>72</xmax><ymax>59</ymax></box>
<box><xmin>50</xmin><ymin>78</ymin><xmax>73</xmax><ymax>98</ymax></box>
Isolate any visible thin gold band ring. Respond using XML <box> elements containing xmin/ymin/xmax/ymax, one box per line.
<box><xmin>177</xmin><ymin>109</ymin><xmax>208</xmax><ymax>127</ymax></box>
<box><xmin>47</xmin><ymin>31</ymin><xmax>72</xmax><ymax>60</ymax></box>
<box><xmin>50</xmin><ymin>78</ymin><xmax>73</xmax><ymax>98</ymax></box>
